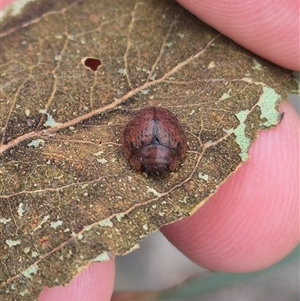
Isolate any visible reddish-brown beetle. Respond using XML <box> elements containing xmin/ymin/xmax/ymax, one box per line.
<box><xmin>122</xmin><ymin>106</ymin><xmax>187</xmax><ymax>175</ymax></box>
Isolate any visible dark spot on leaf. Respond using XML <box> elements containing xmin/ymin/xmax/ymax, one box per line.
<box><xmin>83</xmin><ymin>57</ymin><xmax>101</xmax><ymax>71</ymax></box>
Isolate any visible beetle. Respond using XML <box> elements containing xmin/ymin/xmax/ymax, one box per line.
<box><xmin>122</xmin><ymin>106</ymin><xmax>187</xmax><ymax>175</ymax></box>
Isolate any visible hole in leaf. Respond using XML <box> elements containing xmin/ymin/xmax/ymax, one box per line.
<box><xmin>83</xmin><ymin>57</ymin><xmax>101</xmax><ymax>71</ymax></box>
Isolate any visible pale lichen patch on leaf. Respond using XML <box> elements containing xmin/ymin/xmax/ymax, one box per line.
<box><xmin>31</xmin><ymin>251</ymin><xmax>39</xmax><ymax>258</ymax></box>
<box><xmin>99</xmin><ymin>219</ymin><xmax>114</xmax><ymax>228</ymax></box>
<box><xmin>39</xmin><ymin>109</ymin><xmax>62</xmax><ymax>127</ymax></box>
<box><xmin>258</xmin><ymin>87</ymin><xmax>281</xmax><ymax>127</ymax></box>
<box><xmin>17</xmin><ymin>203</ymin><xmax>25</xmax><ymax>217</ymax></box>
<box><xmin>233</xmin><ymin>110</ymin><xmax>251</xmax><ymax>161</ymax></box>
<box><xmin>50</xmin><ymin>220</ymin><xmax>63</xmax><ymax>229</ymax></box>
<box><xmin>19</xmin><ymin>289</ymin><xmax>30</xmax><ymax>297</ymax></box>
<box><xmin>22</xmin><ymin>264</ymin><xmax>39</xmax><ymax>279</ymax></box>
<box><xmin>27</xmin><ymin>139</ymin><xmax>45</xmax><ymax>148</ymax></box>
<box><xmin>252</xmin><ymin>59</ymin><xmax>263</xmax><ymax>71</ymax></box>
<box><xmin>33</xmin><ymin>215</ymin><xmax>50</xmax><ymax>231</ymax></box>
<box><xmin>178</xmin><ymin>196</ymin><xmax>188</xmax><ymax>204</ymax></box>
<box><xmin>0</xmin><ymin>217</ymin><xmax>11</xmax><ymax>224</ymax></box>
<box><xmin>97</xmin><ymin>158</ymin><xmax>108</xmax><ymax>164</ymax></box>
<box><xmin>146</xmin><ymin>186</ymin><xmax>162</xmax><ymax>197</ymax></box>
<box><xmin>198</xmin><ymin>172</ymin><xmax>209</xmax><ymax>181</ymax></box>
<box><xmin>5</xmin><ymin>239</ymin><xmax>21</xmax><ymax>248</ymax></box>
<box><xmin>220</xmin><ymin>90</ymin><xmax>231</xmax><ymax>100</ymax></box>
<box><xmin>92</xmin><ymin>251</ymin><xmax>111</xmax><ymax>262</ymax></box>
<box><xmin>93</xmin><ymin>150</ymin><xmax>104</xmax><ymax>156</ymax></box>
<box><xmin>207</xmin><ymin>61</ymin><xmax>216</xmax><ymax>69</ymax></box>
<box><xmin>23</xmin><ymin>247</ymin><xmax>30</xmax><ymax>254</ymax></box>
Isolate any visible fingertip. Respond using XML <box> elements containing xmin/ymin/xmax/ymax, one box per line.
<box><xmin>176</xmin><ymin>0</ymin><xmax>300</xmax><ymax>70</ymax></box>
<box><xmin>39</xmin><ymin>260</ymin><xmax>115</xmax><ymax>301</ymax></box>
<box><xmin>162</xmin><ymin>101</ymin><xmax>299</xmax><ymax>273</ymax></box>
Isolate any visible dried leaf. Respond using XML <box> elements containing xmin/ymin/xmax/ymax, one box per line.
<box><xmin>0</xmin><ymin>0</ymin><xmax>297</xmax><ymax>300</ymax></box>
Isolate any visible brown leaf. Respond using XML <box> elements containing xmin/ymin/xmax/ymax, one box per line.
<box><xmin>0</xmin><ymin>0</ymin><xmax>297</xmax><ymax>300</ymax></box>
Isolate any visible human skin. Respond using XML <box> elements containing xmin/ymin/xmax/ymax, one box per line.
<box><xmin>175</xmin><ymin>0</ymin><xmax>300</xmax><ymax>71</ymax></box>
<box><xmin>1</xmin><ymin>0</ymin><xmax>299</xmax><ymax>300</ymax></box>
